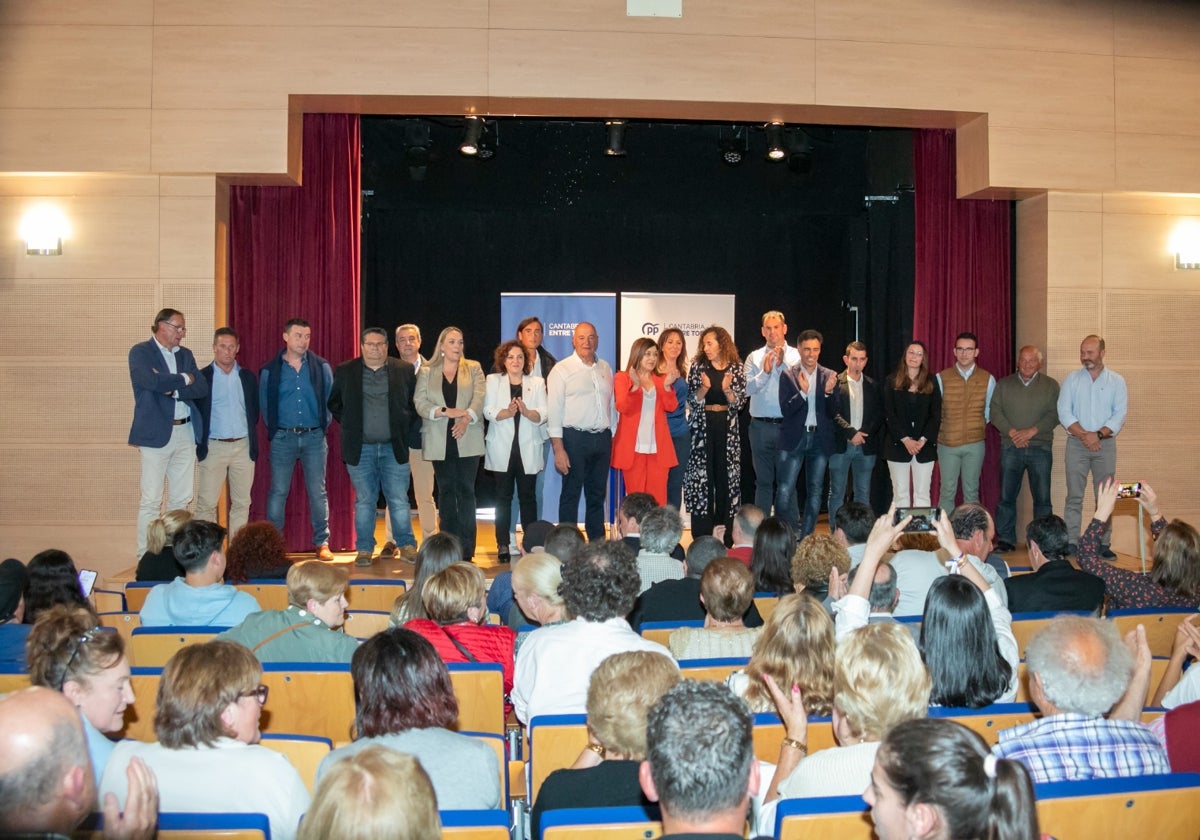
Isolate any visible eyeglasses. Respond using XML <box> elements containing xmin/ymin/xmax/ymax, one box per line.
<box><xmin>239</xmin><ymin>684</ymin><xmax>269</xmax><ymax>704</ymax></box>
<box><xmin>362</xmin><ymin>341</ymin><xmax>388</xmax><ymax>348</ymax></box>
<box><xmin>163</xmin><ymin>321</ymin><xmax>187</xmax><ymax>333</ymax></box>
<box><xmin>954</xmin><ymin>346</ymin><xmax>976</xmax><ymax>353</ymax></box>
<box><xmin>62</xmin><ymin>627</ymin><xmax>103</xmax><ymax>676</ymax></box>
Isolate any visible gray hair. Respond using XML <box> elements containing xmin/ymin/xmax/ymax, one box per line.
<box><xmin>733</xmin><ymin>504</ymin><xmax>765</xmax><ymax>540</ymax></box>
<box><xmin>685</xmin><ymin>536</ymin><xmax>726</xmax><ymax>578</ymax></box>
<box><xmin>640</xmin><ymin>506</ymin><xmax>683</xmax><ymax>554</ymax></box>
<box><xmin>0</xmin><ymin>716</ymin><xmax>85</xmax><ymax>823</ymax></box>
<box><xmin>646</xmin><ymin>681</ymin><xmax>753</xmax><ymax>820</ymax></box>
<box><xmin>949</xmin><ymin>504</ymin><xmax>990</xmax><ymax>542</ymax></box>
<box><xmin>1025</xmin><ymin>616</ymin><xmax>1132</xmax><ymax>716</ymax></box>
<box><xmin>848</xmin><ymin>561</ymin><xmax>898</xmax><ymax>613</ymax></box>
<box><xmin>395</xmin><ymin>323</ymin><xmax>421</xmax><ymax>341</ymax></box>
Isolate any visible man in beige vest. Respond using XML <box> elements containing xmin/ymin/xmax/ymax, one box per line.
<box><xmin>936</xmin><ymin>332</ymin><xmax>995</xmax><ymax>514</ymax></box>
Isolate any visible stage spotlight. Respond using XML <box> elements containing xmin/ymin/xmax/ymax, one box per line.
<box><xmin>605</xmin><ymin>120</ymin><xmax>627</xmax><ymax>156</ymax></box>
<box><xmin>765</xmin><ymin>122</ymin><xmax>786</xmax><ymax>162</ymax></box>
<box><xmin>403</xmin><ymin>120</ymin><xmax>432</xmax><ymax>181</ymax></box>
<box><xmin>459</xmin><ymin>116</ymin><xmax>484</xmax><ymax>156</ymax></box>
<box><xmin>718</xmin><ymin>125</ymin><xmax>747</xmax><ymax>165</ymax></box>
<box><xmin>787</xmin><ymin>129</ymin><xmax>814</xmax><ymax>174</ymax></box>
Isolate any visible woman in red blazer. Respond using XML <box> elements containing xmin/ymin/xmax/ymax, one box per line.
<box><xmin>612</xmin><ymin>337</ymin><xmax>679</xmax><ymax>505</ymax></box>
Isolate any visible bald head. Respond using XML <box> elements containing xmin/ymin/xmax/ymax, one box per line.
<box><xmin>0</xmin><ymin>687</ymin><xmax>95</xmax><ymax>833</ymax></box>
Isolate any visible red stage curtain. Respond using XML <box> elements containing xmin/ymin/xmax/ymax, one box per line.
<box><xmin>912</xmin><ymin>129</ymin><xmax>1012</xmax><ymax>514</ymax></box>
<box><xmin>228</xmin><ymin>114</ymin><xmax>361</xmax><ymax>551</ymax></box>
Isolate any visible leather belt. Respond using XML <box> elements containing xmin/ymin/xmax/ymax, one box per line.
<box><xmin>281</xmin><ymin>426</ymin><xmax>318</xmax><ymax>434</ymax></box>
<box><xmin>566</xmin><ymin>427</ymin><xmax>608</xmax><ymax>434</ymax></box>
<box><xmin>753</xmin><ymin>416</ymin><xmax>782</xmax><ymax>424</ymax></box>
<box><xmin>214</xmin><ymin>437</ymin><xmax>245</xmax><ymax>442</ymax></box>
<box><xmin>806</xmin><ymin>425</ymin><xmax>818</xmax><ymax>432</ymax></box>
<box><xmin>705</xmin><ymin>405</ymin><xmax>729</xmax><ymax>413</ymax></box>
<box><xmin>172</xmin><ymin>418</ymin><xmax>191</xmax><ymax>425</ymax></box>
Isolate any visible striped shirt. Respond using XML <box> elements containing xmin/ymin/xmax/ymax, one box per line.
<box><xmin>992</xmin><ymin>712</ymin><xmax>1169</xmax><ymax>783</ymax></box>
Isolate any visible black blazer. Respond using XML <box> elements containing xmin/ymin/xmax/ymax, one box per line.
<box><xmin>328</xmin><ymin>357</ymin><xmax>418</xmax><ymax>466</ymax></box>
<box><xmin>830</xmin><ymin>372</ymin><xmax>884</xmax><ymax>456</ymax></box>
<box><xmin>196</xmin><ymin>364</ymin><xmax>259</xmax><ymax>461</ymax></box>
<box><xmin>883</xmin><ymin>385</ymin><xmax>941</xmax><ymax>463</ymax></box>
<box><xmin>1005</xmin><ymin>559</ymin><xmax>1105</xmax><ymax>614</ymax></box>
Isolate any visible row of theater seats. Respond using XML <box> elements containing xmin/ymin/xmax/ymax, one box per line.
<box><xmin>99</xmin><ymin>579</ymin><xmax>409</xmax><ymax>615</ymax></box>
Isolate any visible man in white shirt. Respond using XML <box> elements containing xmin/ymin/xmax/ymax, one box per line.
<box><xmin>547</xmin><ymin>322</ymin><xmax>614</xmax><ymax>541</ymax></box>
<box><xmin>512</xmin><ymin>540</ymin><xmax>672</xmax><ymax>724</ymax></box>
<box><xmin>743</xmin><ymin>311</ymin><xmax>801</xmax><ymax>519</ymax></box>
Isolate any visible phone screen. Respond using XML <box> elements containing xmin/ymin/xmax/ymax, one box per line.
<box><xmin>77</xmin><ymin>569</ymin><xmax>98</xmax><ymax>598</ymax></box>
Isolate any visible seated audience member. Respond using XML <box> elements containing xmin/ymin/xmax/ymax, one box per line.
<box><xmin>760</xmin><ymin>623</ymin><xmax>931</xmax><ymax>829</ymax></box>
<box><xmin>750</xmin><ymin>516</ymin><xmax>797</xmax><ymax>597</ymax></box>
<box><xmin>1080</xmin><ymin>479</ymin><xmax>1200</xmax><ymax>609</ymax></box>
<box><xmin>0</xmin><ymin>557</ymin><xmax>30</xmax><ymax>668</ymax></box>
<box><xmin>135</xmin><ymin>508</ymin><xmax>190</xmax><ymax>582</ymax></box>
<box><xmin>1004</xmin><ymin>514</ymin><xmax>1104</xmax><ymax>613</ymax></box>
<box><xmin>727</xmin><ymin>593</ymin><xmax>834</xmax><ymax>715</ymax></box>
<box><xmin>404</xmin><ymin>562</ymin><xmax>517</xmax><ymax>703</ymax></box>
<box><xmin>790</xmin><ymin>533</ymin><xmax>851</xmax><ymax>605</ymax></box>
<box><xmin>636</xmin><ymin>506</ymin><xmax>686</xmax><ymax>594</ymax></box>
<box><xmin>511</xmin><ymin>552</ymin><xmax>568</xmax><ymax>650</ymax></box>
<box><xmin>630</xmin><ymin>536</ymin><xmax>763</xmax><ymax>632</ymax></box>
<box><xmin>23</xmin><ymin>549</ymin><xmax>88</xmax><ymax>625</ymax></box>
<box><xmin>544</xmin><ymin>523</ymin><xmax>586</xmax><ymax>563</ymax></box>
<box><xmin>300</xmin><ymin>745</ymin><xmax>440</xmax><ymax>840</ymax></box>
<box><xmin>138</xmin><ymin>520</ymin><xmax>260</xmax><ymax>627</ymax></box>
<box><xmin>486</xmin><ymin>519</ymin><xmax>554</xmax><ymax>625</ymax></box>
<box><xmin>868</xmin><ymin>718</ymin><xmax>1040</xmax><ymax>840</ymax></box>
<box><xmin>669</xmin><ymin>557</ymin><xmax>760</xmax><ymax>660</ymax></box>
<box><xmin>839</xmin><ymin>561</ymin><xmax>902</xmax><ymax>625</ymax></box>
<box><xmin>389</xmin><ymin>532</ymin><xmax>461</xmax><ymax>625</ymax></box>
<box><xmin>641</xmin><ymin>680</ymin><xmax>769</xmax><ymax>840</ymax></box>
<box><xmin>532</xmin><ymin>651</ymin><xmax>681</xmax><ymax>838</ymax></box>
<box><xmin>101</xmin><ymin>640</ymin><xmax>309</xmax><ymax>840</ymax></box>
<box><xmin>1152</xmin><ymin>613</ymin><xmax>1199</xmax><ymax>708</ymax></box>
<box><xmin>991</xmin><ymin>615</ymin><xmax>1169</xmax><ymax>782</ymax></box>
<box><xmin>616</xmin><ymin>492</ymin><xmax>657</xmax><ymax>554</ymax></box>
<box><xmin>948</xmin><ymin>505</ymin><xmax>1010</xmax><ymax>602</ymax></box>
<box><xmin>27</xmin><ymin>606</ymin><xmax>134</xmax><ymax>784</ymax></box>
<box><xmin>512</xmin><ymin>540</ymin><xmax>673</xmax><ymax>724</ymax></box>
<box><xmin>223</xmin><ymin>521</ymin><xmax>293</xmax><ymax>583</ymax></box>
<box><xmin>318</xmin><ymin>628</ymin><xmax>500</xmax><ymax>809</ymax></box>
<box><xmin>832</xmin><ymin>501</ymin><xmax>875</xmax><ymax>568</ymax></box>
<box><xmin>0</xmin><ymin>687</ymin><xmax>157</xmax><ymax>840</ymax></box>
<box><xmin>719</xmin><ymin>503</ymin><xmax>764</xmax><ymax>565</ymax></box>
<box><xmin>218</xmin><ymin>560</ymin><xmax>357</xmax><ymax>663</ymax></box>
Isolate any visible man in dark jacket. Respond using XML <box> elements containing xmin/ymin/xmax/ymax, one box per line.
<box><xmin>827</xmin><ymin>341</ymin><xmax>883</xmax><ymax>514</ymax></box>
<box><xmin>328</xmin><ymin>327</ymin><xmax>419</xmax><ymax>566</ymax></box>
<box><xmin>1005</xmin><ymin>514</ymin><xmax>1104</xmax><ymax>613</ymax></box>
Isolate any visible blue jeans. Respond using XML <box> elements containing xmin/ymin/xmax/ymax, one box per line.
<box><xmin>828</xmin><ymin>444</ymin><xmax>877</xmax><ymax>515</ymax></box>
<box><xmin>665</xmin><ymin>431</ymin><xmax>690</xmax><ymax>511</ymax></box>
<box><xmin>558</xmin><ymin>427</ymin><xmax>612</xmax><ymax>541</ymax></box>
<box><xmin>750</xmin><ymin>417</ymin><xmax>796</xmax><ymax>522</ymax></box>
<box><xmin>267</xmin><ymin>428</ymin><xmax>329</xmax><ymax>547</ymax></box>
<box><xmin>776</xmin><ymin>430</ymin><xmax>829</xmax><ymax>538</ymax></box>
<box><xmin>347</xmin><ymin>443</ymin><xmax>414</xmax><ymax>554</ymax></box>
<box><xmin>995</xmin><ymin>445</ymin><xmax>1052</xmax><ymax>545</ymax></box>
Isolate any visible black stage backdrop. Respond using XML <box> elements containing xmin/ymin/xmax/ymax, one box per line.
<box><xmin>361</xmin><ymin>117</ymin><xmax>915</xmax><ymax>512</ymax></box>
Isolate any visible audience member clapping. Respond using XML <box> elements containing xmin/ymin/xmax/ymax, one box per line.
<box><xmin>318</xmin><ymin>628</ymin><xmax>501</xmax><ymax>809</ymax></box>
<box><xmin>27</xmin><ymin>605</ymin><xmax>134</xmax><ymax>784</ymax></box>
<box><xmin>101</xmin><ymin>640</ymin><xmax>309</xmax><ymax>839</ymax></box>
<box><xmin>135</xmin><ymin>508</ymin><xmax>190</xmax><ymax>582</ymax></box>
<box><xmin>299</xmin><ymin>745</ymin><xmax>440</xmax><ymax>840</ymax></box>
<box><xmin>668</xmin><ymin>557</ymin><xmax>760</xmax><ymax>660</ymax></box>
<box><xmin>727</xmin><ymin>592</ymin><xmax>834</xmax><ymax>715</ymax></box>
<box><xmin>23</xmin><ymin>548</ymin><xmax>88</xmax><ymax>625</ymax></box>
<box><xmin>390</xmin><ymin>532</ymin><xmax>462</xmax><ymax>624</ymax></box>
<box><xmin>223</xmin><ymin>521</ymin><xmax>293</xmax><ymax>583</ymax></box>
<box><xmin>532</xmin><ymin>650</ymin><xmax>681</xmax><ymax>837</ymax></box>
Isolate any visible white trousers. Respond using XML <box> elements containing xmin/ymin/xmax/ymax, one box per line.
<box><xmin>888</xmin><ymin>457</ymin><xmax>935</xmax><ymax>507</ymax></box>
<box><xmin>137</xmin><ymin>423</ymin><xmax>197</xmax><ymax>557</ymax></box>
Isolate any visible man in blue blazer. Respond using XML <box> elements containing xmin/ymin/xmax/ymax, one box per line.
<box><xmin>129</xmin><ymin>308</ymin><xmax>208</xmax><ymax>558</ymax></box>
<box><xmin>777</xmin><ymin>328</ymin><xmax>838</xmax><ymax>538</ymax></box>
<box><xmin>195</xmin><ymin>327</ymin><xmax>259</xmax><ymax>539</ymax></box>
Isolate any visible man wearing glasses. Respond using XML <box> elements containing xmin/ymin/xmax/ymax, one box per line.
<box><xmin>936</xmin><ymin>331</ymin><xmax>995</xmax><ymax>515</ymax></box>
<box><xmin>129</xmin><ymin>308</ymin><xmax>208</xmax><ymax>559</ymax></box>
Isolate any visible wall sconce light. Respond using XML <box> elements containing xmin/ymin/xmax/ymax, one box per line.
<box><xmin>20</xmin><ymin>204</ymin><xmax>70</xmax><ymax>256</ymax></box>
<box><xmin>1169</xmin><ymin>220</ymin><xmax>1200</xmax><ymax>270</ymax></box>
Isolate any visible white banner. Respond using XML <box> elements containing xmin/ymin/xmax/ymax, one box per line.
<box><xmin>618</xmin><ymin>292</ymin><xmax>736</xmax><ymax>365</ymax></box>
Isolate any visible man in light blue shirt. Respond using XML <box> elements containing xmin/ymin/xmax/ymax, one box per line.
<box><xmin>744</xmin><ymin>310</ymin><xmax>801</xmax><ymax>521</ymax></box>
<box><xmin>1057</xmin><ymin>335</ymin><xmax>1128</xmax><ymax>555</ymax></box>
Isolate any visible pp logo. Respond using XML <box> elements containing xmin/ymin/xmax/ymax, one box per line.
<box><xmin>641</xmin><ymin>323</ymin><xmax>660</xmax><ymax>336</ymax></box>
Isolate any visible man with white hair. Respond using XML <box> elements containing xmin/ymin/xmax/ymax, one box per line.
<box><xmin>636</xmin><ymin>506</ymin><xmax>686</xmax><ymax>594</ymax></box>
<box><xmin>991</xmin><ymin>616</ymin><xmax>1168</xmax><ymax>783</ymax></box>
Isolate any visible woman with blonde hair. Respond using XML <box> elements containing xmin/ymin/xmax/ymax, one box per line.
<box><xmin>761</xmin><ymin>622</ymin><xmax>932</xmax><ymax>819</ymax></box>
<box><xmin>218</xmin><ymin>559</ymin><xmax>358</xmax><ymax>663</ymax></box>
<box><xmin>136</xmin><ymin>508</ymin><xmax>191</xmax><ymax>581</ymax></box>
<box><xmin>27</xmin><ymin>605</ymin><xmax>135</xmax><ymax>784</ymax></box>
<box><xmin>414</xmin><ymin>326</ymin><xmax>486</xmax><ymax>561</ymax></box>
<box><xmin>656</xmin><ymin>327</ymin><xmax>689</xmax><ymax>510</ymax></box>
<box><xmin>300</xmin><ymin>745</ymin><xmax>440</xmax><ymax>840</ymax></box>
<box><xmin>100</xmin><ymin>640</ymin><xmax>309</xmax><ymax>840</ymax></box>
<box><xmin>726</xmin><ymin>592</ymin><xmax>834</xmax><ymax>715</ymax></box>
<box><xmin>684</xmin><ymin>325</ymin><xmax>746</xmax><ymax>537</ymax></box>
<box><xmin>612</xmin><ymin>337</ymin><xmax>678</xmax><ymax>505</ymax></box>
<box><xmin>511</xmin><ymin>552</ymin><xmax>568</xmax><ymax>648</ymax></box>
<box><xmin>532</xmin><ymin>650</ymin><xmax>681</xmax><ymax>837</ymax></box>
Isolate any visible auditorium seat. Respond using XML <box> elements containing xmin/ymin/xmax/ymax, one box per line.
<box><xmin>343</xmin><ymin>609</ymin><xmax>390</xmax><ymax>639</ymax></box>
<box><xmin>259</xmin><ymin>733</ymin><xmax>332</xmax><ymax>794</ymax></box>
<box><xmin>123</xmin><ymin>666</ymin><xmax>163</xmax><ymax>741</ymax></box>
<box><xmin>1109</xmin><ymin>608</ymin><xmax>1196</xmax><ymax>658</ymax></box>
<box><xmin>344</xmin><ymin>579</ymin><xmax>407</xmax><ymax>612</ymax></box>
<box><xmin>539</xmin><ymin>805</ymin><xmax>661</xmax><ymax>840</ymax></box>
<box><xmin>1035</xmin><ymin>772</ymin><xmax>1200</xmax><ymax>840</ymax></box>
<box><xmin>123</xmin><ymin>581</ymin><xmax>156</xmax><ymax>612</ymax></box>
<box><xmin>128</xmin><ymin>626</ymin><xmax>223</xmax><ymax>668</ymax></box>
<box><xmin>927</xmin><ymin>703</ymin><xmax>1038</xmax><ymax>745</ymax></box>
<box><xmin>751</xmin><ymin>712</ymin><xmax>837</xmax><ymax>762</ymax></box>
<box><xmin>97</xmin><ymin>611</ymin><xmax>141</xmax><ymax>646</ymax></box>
<box><xmin>447</xmin><ymin>662</ymin><xmax>507</xmax><ymax>736</ymax></box>
<box><xmin>753</xmin><ymin>593</ymin><xmax>780</xmax><ymax>622</ymax></box>
<box><xmin>233</xmin><ymin>581</ymin><xmax>289</xmax><ymax>611</ymax></box>
<box><xmin>259</xmin><ymin>663</ymin><xmax>356</xmax><ymax>742</ymax></box>
<box><xmin>677</xmin><ymin>656</ymin><xmax>749</xmax><ymax>683</ymax></box>
<box><xmin>464</xmin><ymin>731</ymin><xmax>510</xmax><ymax>805</ymax></box>
<box><xmin>92</xmin><ymin>588</ymin><xmax>126</xmax><ymax>613</ymax></box>
<box><xmin>527</xmin><ymin>714</ymin><xmax>589</xmax><ymax>802</ymax></box>
<box><xmin>0</xmin><ymin>665</ymin><xmax>31</xmax><ymax>694</ymax></box>
<box><xmin>638</xmin><ymin>619</ymin><xmax>703</xmax><ymax>648</ymax></box>
<box><xmin>1009</xmin><ymin>609</ymin><xmax>1093</xmax><ymax>658</ymax></box>
<box><xmin>774</xmin><ymin>794</ymin><xmax>873</xmax><ymax>839</ymax></box>
<box><xmin>441</xmin><ymin>809</ymin><xmax>512</xmax><ymax>839</ymax></box>
<box><xmin>78</xmin><ymin>811</ymin><xmax>270</xmax><ymax>839</ymax></box>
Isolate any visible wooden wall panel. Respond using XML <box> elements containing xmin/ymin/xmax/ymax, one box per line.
<box><xmin>0</xmin><ymin>176</ymin><xmax>160</xmax><ymax>198</ymax></box>
<box><xmin>814</xmin><ymin>41</ymin><xmax>1114</xmax><ymax>133</ymax></box>
<box><xmin>0</xmin><ymin>110</ymin><xmax>152</xmax><ymax>173</ymax></box>
<box><xmin>151</xmin><ymin>109</ymin><xmax>290</xmax><ymax>175</ymax></box>
<box><xmin>1115</xmin><ymin>0</ymin><xmax>1200</xmax><ymax>61</ymax></box>
<box><xmin>984</xmin><ymin>127</ymin><xmax>1116</xmax><ymax>193</ymax></box>
<box><xmin>488</xmin><ymin>31</ymin><xmax>815</xmax><ymax>103</ymax></box>
<box><xmin>1102</xmin><ymin>212</ymin><xmax>1200</xmax><ymax>292</ymax></box>
<box><xmin>160</xmin><ymin>197</ymin><xmax>216</xmax><ymax>279</ymax></box>
<box><xmin>0</xmin><ymin>0</ymin><xmax>153</xmax><ymax>25</ymax></box>
<box><xmin>814</xmin><ymin>0</ymin><xmax>1116</xmax><ymax>55</ymax></box>
<box><xmin>152</xmin><ymin>0</ymin><xmax>488</xmax><ymax>28</ymax></box>
<box><xmin>489</xmin><ymin>0</ymin><xmax>816</xmax><ymax>39</ymax></box>
<box><xmin>0</xmin><ymin>26</ymin><xmax>151</xmax><ymax>109</ymax></box>
<box><xmin>1046</xmin><ymin>205</ymin><xmax>1103</xmax><ymax>291</ymax></box>
<box><xmin>0</xmin><ymin>364</ymin><xmax>131</xmax><ymax>444</ymax></box>
<box><xmin>151</xmin><ymin>26</ymin><xmax>490</xmax><ymax>111</ymax></box>
<box><xmin>1115</xmin><ymin>133</ymin><xmax>1200</xmax><ymax>193</ymax></box>
<box><xmin>0</xmin><ymin>448</ymin><xmax>143</xmax><ymax>524</ymax></box>
<box><xmin>1116</xmin><ymin>56</ymin><xmax>1200</xmax><ymax>136</ymax></box>
<box><xmin>0</xmin><ymin>196</ymin><xmax>159</xmax><ymax>280</ymax></box>
<box><xmin>0</xmin><ymin>280</ymin><xmax>157</xmax><ymax>359</ymax></box>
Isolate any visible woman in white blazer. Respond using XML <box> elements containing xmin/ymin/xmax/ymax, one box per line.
<box><xmin>484</xmin><ymin>340</ymin><xmax>547</xmax><ymax>563</ymax></box>
<box><xmin>414</xmin><ymin>326</ymin><xmax>486</xmax><ymax>562</ymax></box>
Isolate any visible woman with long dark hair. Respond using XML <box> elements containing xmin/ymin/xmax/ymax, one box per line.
<box><xmin>684</xmin><ymin>326</ymin><xmax>746</xmax><ymax>536</ymax></box>
<box><xmin>656</xmin><ymin>328</ymin><xmax>690</xmax><ymax>510</ymax></box>
<box><xmin>883</xmin><ymin>341</ymin><xmax>941</xmax><ymax>506</ymax></box>
<box><xmin>750</xmin><ymin>516</ymin><xmax>797</xmax><ymax>597</ymax></box>
<box><xmin>23</xmin><ymin>549</ymin><xmax>88</xmax><ymax>625</ymax></box>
